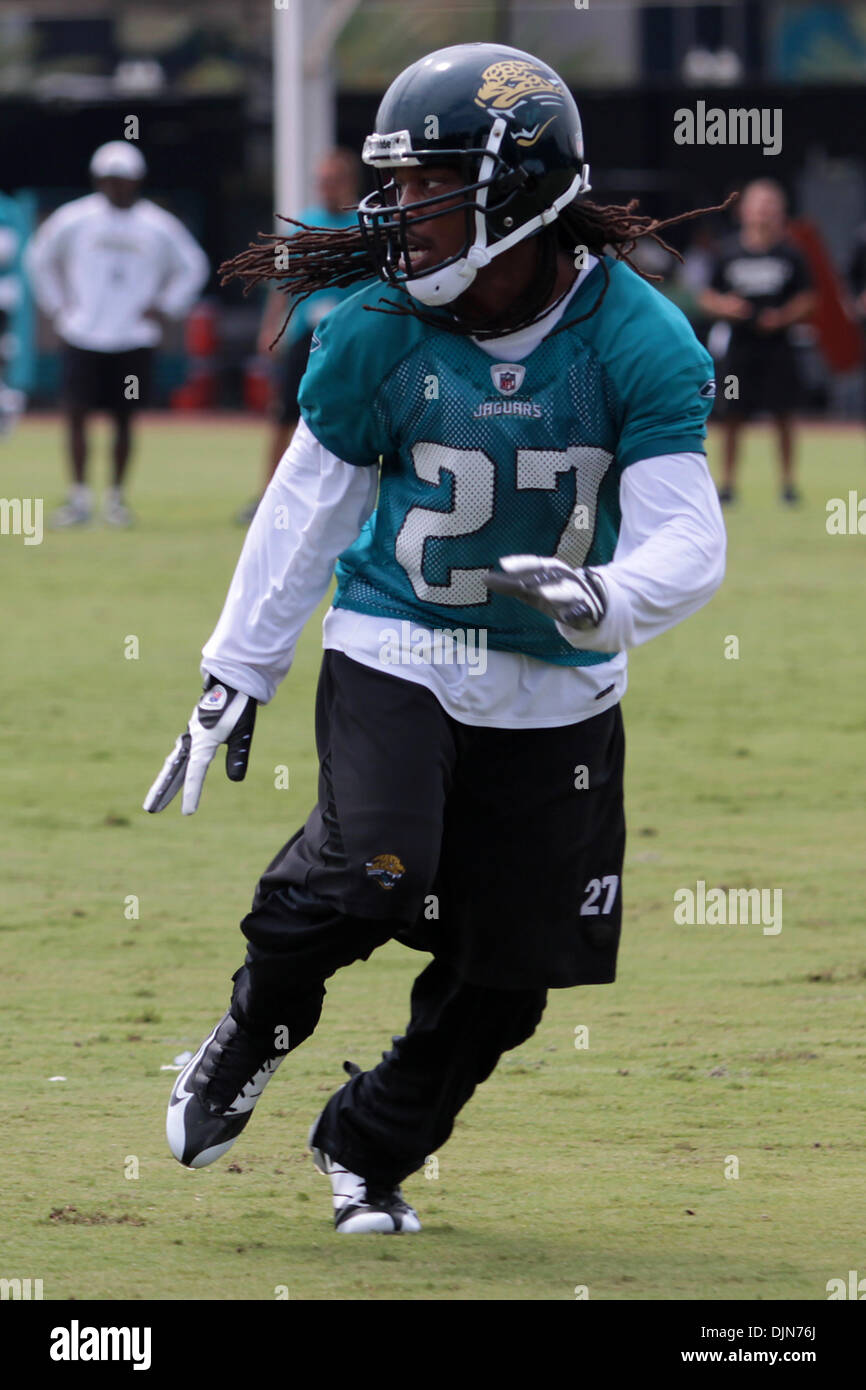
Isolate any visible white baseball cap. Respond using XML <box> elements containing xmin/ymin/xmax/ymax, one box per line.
<box><xmin>89</xmin><ymin>141</ymin><xmax>147</xmax><ymax>181</ymax></box>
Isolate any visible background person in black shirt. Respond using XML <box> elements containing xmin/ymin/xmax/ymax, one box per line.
<box><xmin>700</xmin><ymin>180</ymin><xmax>815</xmax><ymax>505</ymax></box>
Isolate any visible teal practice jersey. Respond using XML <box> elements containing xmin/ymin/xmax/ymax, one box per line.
<box><xmin>298</xmin><ymin>256</ymin><xmax>716</xmax><ymax>666</ymax></box>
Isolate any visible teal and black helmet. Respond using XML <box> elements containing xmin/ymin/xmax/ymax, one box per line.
<box><xmin>358</xmin><ymin>43</ymin><xmax>591</xmax><ymax>307</ymax></box>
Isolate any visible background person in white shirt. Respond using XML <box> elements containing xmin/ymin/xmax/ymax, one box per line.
<box><xmin>26</xmin><ymin>140</ymin><xmax>209</xmax><ymax>528</ymax></box>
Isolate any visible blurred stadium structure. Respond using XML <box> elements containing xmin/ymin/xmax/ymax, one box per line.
<box><xmin>1</xmin><ymin>0</ymin><xmax>864</xmax><ymax>415</ymax></box>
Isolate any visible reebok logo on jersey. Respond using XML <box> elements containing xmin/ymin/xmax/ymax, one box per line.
<box><xmin>699</xmin><ymin>379</ymin><xmax>717</xmax><ymax>398</ymax></box>
<box><xmin>310</xmin><ymin>333</ymin><xmax>321</xmax><ymax>352</ymax></box>
<box><xmin>490</xmin><ymin>362</ymin><xmax>525</xmax><ymax>396</ymax></box>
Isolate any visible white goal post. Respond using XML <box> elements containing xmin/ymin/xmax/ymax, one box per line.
<box><xmin>272</xmin><ymin>0</ymin><xmax>362</xmax><ymax>227</ymax></box>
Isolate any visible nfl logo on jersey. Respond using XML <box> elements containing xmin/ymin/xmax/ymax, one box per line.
<box><xmin>490</xmin><ymin>363</ymin><xmax>525</xmax><ymax>396</ymax></box>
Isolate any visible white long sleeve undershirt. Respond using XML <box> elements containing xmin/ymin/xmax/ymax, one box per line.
<box><xmin>201</xmin><ymin>416</ymin><xmax>725</xmax><ymax>728</ymax></box>
<box><xmin>555</xmin><ymin>450</ymin><xmax>727</xmax><ymax>655</ymax></box>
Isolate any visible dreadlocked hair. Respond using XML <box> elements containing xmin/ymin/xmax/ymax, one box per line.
<box><xmin>558</xmin><ymin>192</ymin><xmax>737</xmax><ymax>279</ymax></box>
<box><xmin>219</xmin><ymin>191</ymin><xmax>738</xmax><ymax>346</ymax></box>
<box><xmin>535</xmin><ymin>189</ymin><xmax>739</xmax><ymax>339</ymax></box>
<box><xmin>219</xmin><ymin>216</ymin><xmax>376</xmax><ymax>349</ymax></box>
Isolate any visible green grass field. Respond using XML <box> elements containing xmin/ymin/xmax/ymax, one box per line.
<box><xmin>1</xmin><ymin>415</ymin><xmax>864</xmax><ymax>1301</ymax></box>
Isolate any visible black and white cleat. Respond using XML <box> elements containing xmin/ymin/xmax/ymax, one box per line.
<box><xmin>307</xmin><ymin>1062</ymin><xmax>422</xmax><ymax>1233</ymax></box>
<box><xmin>167</xmin><ymin>1011</ymin><xmax>286</xmax><ymax>1168</ymax></box>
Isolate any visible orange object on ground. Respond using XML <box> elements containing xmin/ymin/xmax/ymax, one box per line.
<box><xmin>185</xmin><ymin>303</ymin><xmax>219</xmax><ymax>357</ymax></box>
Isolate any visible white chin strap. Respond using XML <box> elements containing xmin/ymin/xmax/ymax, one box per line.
<box><xmin>403</xmin><ymin>116</ymin><xmax>590</xmax><ymax>307</ymax></box>
<box><xmin>406</xmin><ymin>244</ymin><xmax>489</xmax><ymax>307</ymax></box>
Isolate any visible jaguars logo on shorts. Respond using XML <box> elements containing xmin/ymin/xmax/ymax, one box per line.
<box><xmin>474</xmin><ymin>58</ymin><xmax>563</xmax><ymax>147</ymax></box>
<box><xmin>365</xmin><ymin>853</ymin><xmax>406</xmax><ymax>890</ymax></box>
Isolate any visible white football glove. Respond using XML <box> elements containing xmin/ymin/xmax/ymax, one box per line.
<box><xmin>143</xmin><ymin>675</ymin><xmax>257</xmax><ymax>816</ymax></box>
<box><xmin>484</xmin><ymin>555</ymin><xmax>608</xmax><ymax>632</ymax></box>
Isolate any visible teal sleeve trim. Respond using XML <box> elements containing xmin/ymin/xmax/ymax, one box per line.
<box><xmin>617</xmin><ymin>437</ymin><xmax>707</xmax><ymax>470</ymax></box>
<box><xmin>299</xmin><ymin>407</ymin><xmax>381</xmax><ymax>469</ymax></box>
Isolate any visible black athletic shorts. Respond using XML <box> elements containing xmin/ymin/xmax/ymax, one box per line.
<box><xmin>272</xmin><ymin>330</ymin><xmax>314</xmax><ymax>426</ymax></box>
<box><xmin>251</xmin><ymin>649</ymin><xmax>626</xmax><ymax>990</ymax></box>
<box><xmin>718</xmin><ymin>335</ymin><xmax>801</xmax><ymax>418</ymax></box>
<box><xmin>62</xmin><ymin>344</ymin><xmax>153</xmax><ymax>415</ymax></box>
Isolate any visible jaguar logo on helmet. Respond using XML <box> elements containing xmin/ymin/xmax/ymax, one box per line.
<box><xmin>474</xmin><ymin>58</ymin><xmax>564</xmax><ymax>147</ymax></box>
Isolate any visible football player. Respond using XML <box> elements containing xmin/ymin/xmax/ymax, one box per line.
<box><xmin>145</xmin><ymin>44</ymin><xmax>726</xmax><ymax>1234</ymax></box>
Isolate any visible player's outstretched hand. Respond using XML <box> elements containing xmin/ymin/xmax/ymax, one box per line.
<box><xmin>143</xmin><ymin>675</ymin><xmax>257</xmax><ymax>816</ymax></box>
<box><xmin>485</xmin><ymin>555</ymin><xmax>607</xmax><ymax>632</ymax></box>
